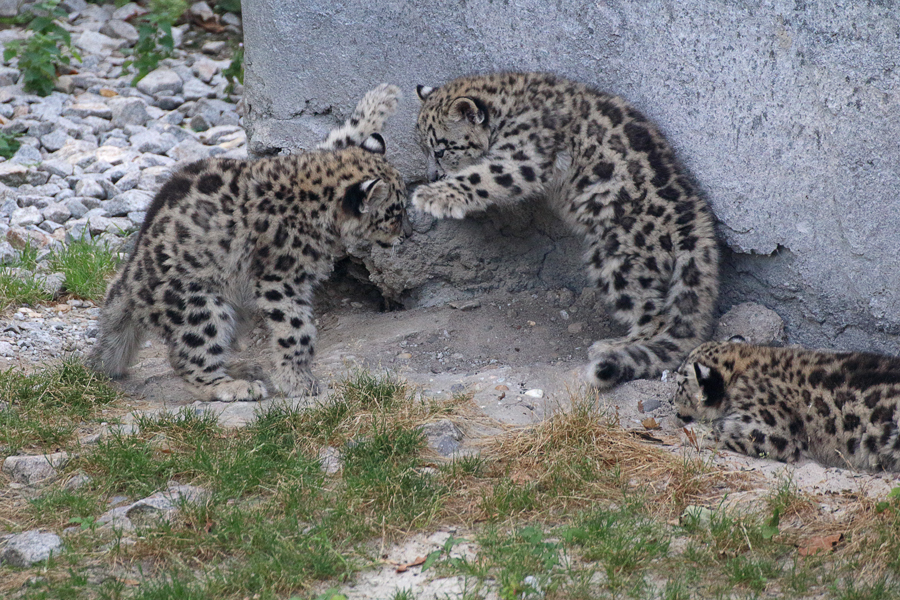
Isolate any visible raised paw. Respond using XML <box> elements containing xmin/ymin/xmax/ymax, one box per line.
<box><xmin>359</xmin><ymin>83</ymin><xmax>401</xmax><ymax>122</ymax></box>
<box><xmin>411</xmin><ymin>183</ymin><xmax>469</xmax><ymax>220</ymax></box>
<box><xmin>211</xmin><ymin>379</ymin><xmax>268</xmax><ymax>402</ymax></box>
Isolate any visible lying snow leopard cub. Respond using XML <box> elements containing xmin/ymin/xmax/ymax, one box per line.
<box><xmin>90</xmin><ymin>85</ymin><xmax>406</xmax><ymax>402</ymax></box>
<box><xmin>675</xmin><ymin>341</ymin><xmax>900</xmax><ymax>472</ymax></box>
<box><xmin>413</xmin><ymin>72</ymin><xmax>719</xmax><ymax>389</ymax></box>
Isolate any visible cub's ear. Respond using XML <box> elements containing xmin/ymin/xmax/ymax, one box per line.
<box><xmin>448</xmin><ymin>96</ymin><xmax>486</xmax><ymax>125</ymax></box>
<box><xmin>360</xmin><ymin>132</ymin><xmax>386</xmax><ymax>155</ymax></box>
<box><xmin>342</xmin><ymin>178</ymin><xmax>386</xmax><ymax>216</ymax></box>
<box><xmin>692</xmin><ymin>362</ymin><xmax>727</xmax><ymax>408</ymax></box>
<box><xmin>416</xmin><ymin>85</ymin><xmax>434</xmax><ymax>101</ymax></box>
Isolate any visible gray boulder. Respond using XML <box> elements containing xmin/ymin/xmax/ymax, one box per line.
<box><xmin>1</xmin><ymin>530</ymin><xmax>63</xmax><ymax>567</ymax></box>
<box><xmin>136</xmin><ymin>68</ymin><xmax>183</xmax><ymax>97</ymax></box>
<box><xmin>2</xmin><ymin>452</ymin><xmax>69</xmax><ymax>484</ymax></box>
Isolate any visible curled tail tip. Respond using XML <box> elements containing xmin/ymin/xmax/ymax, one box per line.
<box><xmin>586</xmin><ymin>358</ymin><xmax>621</xmax><ymax>390</ymax></box>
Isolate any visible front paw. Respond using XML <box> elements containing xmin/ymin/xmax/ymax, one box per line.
<box><xmin>411</xmin><ymin>184</ymin><xmax>468</xmax><ymax>220</ymax></box>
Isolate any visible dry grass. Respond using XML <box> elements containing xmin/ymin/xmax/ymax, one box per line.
<box><xmin>470</xmin><ymin>389</ymin><xmax>745</xmax><ymax>522</ymax></box>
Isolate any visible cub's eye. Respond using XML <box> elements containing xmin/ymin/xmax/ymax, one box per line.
<box><xmin>434</xmin><ymin>149</ymin><xmax>445</xmax><ymax>159</ymax></box>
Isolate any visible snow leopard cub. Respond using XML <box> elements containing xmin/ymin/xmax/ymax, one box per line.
<box><xmin>675</xmin><ymin>341</ymin><xmax>900</xmax><ymax>472</ymax></box>
<box><xmin>90</xmin><ymin>85</ymin><xmax>406</xmax><ymax>402</ymax></box>
<box><xmin>413</xmin><ymin>72</ymin><xmax>719</xmax><ymax>388</ymax></box>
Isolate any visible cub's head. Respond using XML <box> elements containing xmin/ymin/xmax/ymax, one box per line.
<box><xmin>336</xmin><ymin>133</ymin><xmax>408</xmax><ymax>248</ymax></box>
<box><xmin>415</xmin><ymin>83</ymin><xmax>492</xmax><ymax>181</ymax></box>
<box><xmin>673</xmin><ymin>345</ymin><xmax>731</xmax><ymax>423</ymax></box>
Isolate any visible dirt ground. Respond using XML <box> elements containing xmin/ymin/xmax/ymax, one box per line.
<box><xmin>115</xmin><ymin>282</ymin><xmax>900</xmax><ymax>506</ymax></box>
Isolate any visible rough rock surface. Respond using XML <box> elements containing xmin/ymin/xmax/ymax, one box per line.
<box><xmin>242</xmin><ymin>0</ymin><xmax>900</xmax><ymax>357</ymax></box>
<box><xmin>2</xmin><ymin>452</ymin><xmax>69</xmax><ymax>484</ymax></box>
<box><xmin>0</xmin><ymin>530</ymin><xmax>63</xmax><ymax>566</ymax></box>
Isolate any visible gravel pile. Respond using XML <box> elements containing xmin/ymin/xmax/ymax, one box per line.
<box><xmin>0</xmin><ymin>0</ymin><xmax>246</xmax><ymax>364</ymax></box>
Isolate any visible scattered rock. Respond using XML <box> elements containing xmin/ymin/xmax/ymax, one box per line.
<box><xmin>136</xmin><ymin>68</ymin><xmax>184</xmax><ymax>96</ymax></box>
<box><xmin>419</xmin><ymin>419</ymin><xmax>464</xmax><ymax>456</ymax></box>
<box><xmin>0</xmin><ymin>530</ymin><xmax>63</xmax><ymax>567</ymax></box>
<box><xmin>2</xmin><ymin>452</ymin><xmax>69</xmax><ymax>485</ymax></box>
<box><xmin>318</xmin><ymin>446</ymin><xmax>341</xmax><ymax>474</ymax></box>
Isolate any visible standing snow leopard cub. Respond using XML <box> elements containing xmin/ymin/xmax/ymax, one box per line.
<box><xmin>90</xmin><ymin>85</ymin><xmax>406</xmax><ymax>402</ymax></box>
<box><xmin>413</xmin><ymin>72</ymin><xmax>719</xmax><ymax>388</ymax></box>
<box><xmin>675</xmin><ymin>341</ymin><xmax>900</xmax><ymax>472</ymax></box>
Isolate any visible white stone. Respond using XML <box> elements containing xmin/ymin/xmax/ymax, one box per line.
<box><xmin>202</xmin><ymin>40</ymin><xmax>227</xmax><ymax>54</ymax></box>
<box><xmin>189</xmin><ymin>1</ymin><xmax>215</xmax><ymax>22</ymax></box>
<box><xmin>41</xmin><ymin>202</ymin><xmax>71</xmax><ymax>223</ymax></box>
<box><xmin>524</xmin><ymin>389</ymin><xmax>544</xmax><ymax>398</ymax></box>
<box><xmin>95</xmin><ymin>145</ymin><xmax>136</xmax><ymax>165</ymax></box>
<box><xmin>10</xmin><ymin>206</ymin><xmax>42</xmax><ymax>228</ymax></box>
<box><xmin>40</xmin><ymin>129</ymin><xmax>70</xmax><ymax>153</ymax></box>
<box><xmin>136</xmin><ymin>68</ymin><xmax>183</xmax><ymax>96</ymax></box>
<box><xmin>138</xmin><ymin>165</ymin><xmax>172</xmax><ymax>191</ymax></box>
<box><xmin>109</xmin><ymin>96</ymin><xmax>151</xmax><ymax>127</ymax></box>
<box><xmin>111</xmin><ymin>2</ymin><xmax>145</xmax><ymax>21</ymax></box>
<box><xmin>0</xmin><ymin>530</ymin><xmax>62</xmax><ymax>567</ymax></box>
<box><xmin>198</xmin><ymin>125</ymin><xmax>243</xmax><ymax>145</ymax></box>
<box><xmin>100</xmin><ymin>19</ymin><xmax>139</xmax><ymax>44</ymax></box>
<box><xmin>2</xmin><ymin>452</ymin><xmax>69</xmax><ymax>484</ymax></box>
<box><xmin>181</xmin><ymin>78</ymin><xmax>216</xmax><ymax>101</ymax></box>
<box><xmin>166</xmin><ymin>138</ymin><xmax>218</xmax><ymax>162</ymax></box>
<box><xmin>9</xmin><ymin>144</ymin><xmax>42</xmax><ymax>165</ymax></box>
<box><xmin>0</xmin><ymin>66</ymin><xmax>19</xmax><ymax>86</ymax></box>
<box><xmin>74</xmin><ymin>179</ymin><xmax>106</xmax><ymax>199</ymax></box>
<box><xmin>192</xmin><ymin>58</ymin><xmax>218</xmax><ymax>83</ymax></box>
<box><xmin>62</xmin><ymin>102</ymin><xmax>112</xmax><ymax>120</ymax></box>
<box><xmin>74</xmin><ymin>31</ymin><xmax>126</xmax><ymax>55</ymax></box>
<box><xmin>104</xmin><ymin>189</ymin><xmax>152</xmax><ymax>216</ymax></box>
<box><xmin>0</xmin><ymin>163</ymin><xmax>28</xmax><ymax>186</ymax></box>
<box><xmin>130</xmin><ymin>130</ymin><xmax>177</xmax><ymax>154</ymax></box>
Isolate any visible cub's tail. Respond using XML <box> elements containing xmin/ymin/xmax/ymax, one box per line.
<box><xmin>88</xmin><ymin>272</ymin><xmax>144</xmax><ymax>380</ymax></box>
<box><xmin>588</xmin><ymin>246</ymin><xmax>719</xmax><ymax>389</ymax></box>
<box><xmin>317</xmin><ymin>83</ymin><xmax>401</xmax><ymax>151</ymax></box>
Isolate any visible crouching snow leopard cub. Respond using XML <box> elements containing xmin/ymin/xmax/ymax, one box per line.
<box><xmin>674</xmin><ymin>341</ymin><xmax>900</xmax><ymax>472</ymax></box>
<box><xmin>412</xmin><ymin>72</ymin><xmax>718</xmax><ymax>389</ymax></box>
<box><xmin>90</xmin><ymin>85</ymin><xmax>407</xmax><ymax>402</ymax></box>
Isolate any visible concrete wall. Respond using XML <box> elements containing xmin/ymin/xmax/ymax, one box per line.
<box><xmin>242</xmin><ymin>0</ymin><xmax>900</xmax><ymax>353</ymax></box>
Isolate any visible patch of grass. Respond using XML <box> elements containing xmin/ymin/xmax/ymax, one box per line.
<box><xmin>724</xmin><ymin>554</ymin><xmax>782</xmax><ymax>592</ymax></box>
<box><xmin>47</xmin><ymin>235</ymin><xmax>121</xmax><ymax>300</ymax></box>
<box><xmin>0</xmin><ymin>357</ymin><xmax>121</xmax><ymax>454</ymax></box>
<box><xmin>563</xmin><ymin>507</ymin><xmax>670</xmax><ymax>591</ymax></box>
<box><xmin>479</xmin><ymin>477</ymin><xmax>538</xmax><ymax>520</ymax></box>
<box><xmin>463</xmin><ymin>526</ymin><xmax>566</xmax><ymax>600</ymax></box>
<box><xmin>341</xmin><ymin>422</ymin><xmax>445</xmax><ymax>529</ymax></box>
<box><xmin>833</xmin><ymin>577</ymin><xmax>900</xmax><ymax>600</ymax></box>
<box><xmin>11</xmin><ymin>240</ymin><xmax>41</xmax><ymax>270</ymax></box>
<box><xmin>28</xmin><ymin>488</ymin><xmax>101</xmax><ymax>528</ymax></box>
<box><xmin>0</xmin><ymin>130</ymin><xmax>20</xmax><ymax>160</ymax></box>
<box><xmin>0</xmin><ymin>266</ymin><xmax>53</xmax><ymax>307</ymax></box>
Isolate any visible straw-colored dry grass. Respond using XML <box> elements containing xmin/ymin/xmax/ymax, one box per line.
<box><xmin>471</xmin><ymin>389</ymin><xmax>746</xmax><ymax>523</ymax></box>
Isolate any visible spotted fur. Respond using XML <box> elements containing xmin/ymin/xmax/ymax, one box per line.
<box><xmin>413</xmin><ymin>73</ymin><xmax>719</xmax><ymax>388</ymax></box>
<box><xmin>90</xmin><ymin>85</ymin><xmax>406</xmax><ymax>401</ymax></box>
<box><xmin>674</xmin><ymin>341</ymin><xmax>900</xmax><ymax>471</ymax></box>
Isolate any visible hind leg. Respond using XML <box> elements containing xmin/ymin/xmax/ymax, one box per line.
<box><xmin>160</xmin><ymin>291</ymin><xmax>267</xmax><ymax>402</ymax></box>
<box><xmin>585</xmin><ymin>242</ymin><xmax>674</xmax><ymax>387</ymax></box>
<box><xmin>89</xmin><ymin>277</ymin><xmax>146</xmax><ymax>379</ymax></box>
